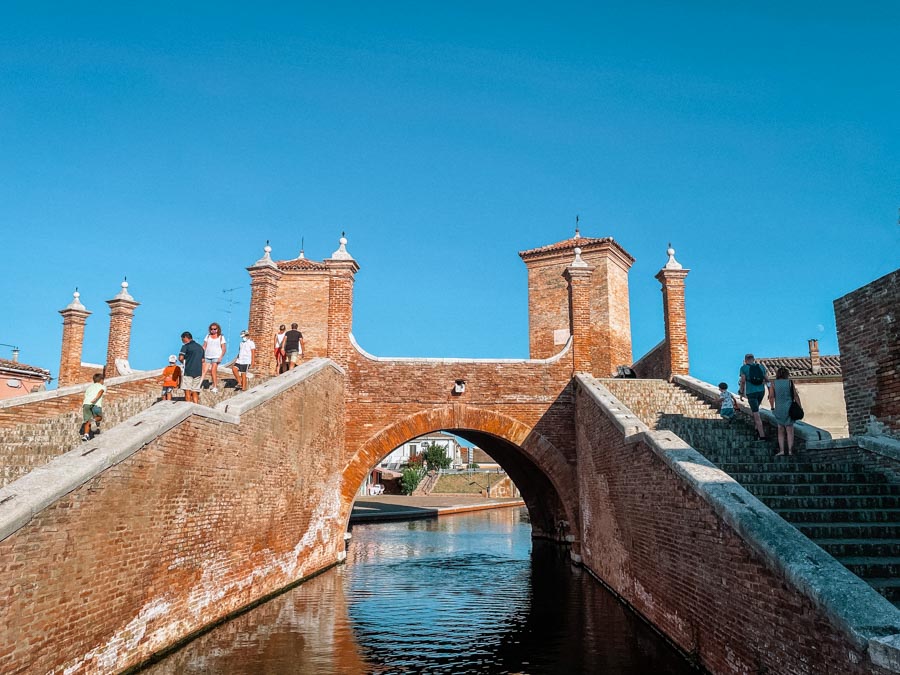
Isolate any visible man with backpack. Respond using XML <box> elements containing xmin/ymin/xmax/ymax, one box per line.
<box><xmin>739</xmin><ymin>353</ymin><xmax>769</xmax><ymax>441</ymax></box>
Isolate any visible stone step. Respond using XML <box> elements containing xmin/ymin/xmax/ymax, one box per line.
<box><xmin>836</xmin><ymin>556</ymin><xmax>900</xmax><ymax>579</ymax></box>
<box><xmin>816</xmin><ymin>539</ymin><xmax>900</xmax><ymax>558</ymax></box>
<box><xmin>865</xmin><ymin>578</ymin><xmax>900</xmax><ymax>602</ymax></box>
<box><xmin>747</xmin><ymin>483</ymin><xmax>900</xmax><ymax>497</ymax></box>
<box><xmin>718</xmin><ymin>462</ymin><xmax>870</xmax><ymax>474</ymax></box>
<box><xmin>729</xmin><ymin>472</ymin><xmax>889</xmax><ymax>485</ymax></box>
<box><xmin>759</xmin><ymin>495</ymin><xmax>900</xmax><ymax>510</ymax></box>
<box><xmin>777</xmin><ymin>508</ymin><xmax>900</xmax><ymax>524</ymax></box>
<box><xmin>797</xmin><ymin>523</ymin><xmax>900</xmax><ymax>539</ymax></box>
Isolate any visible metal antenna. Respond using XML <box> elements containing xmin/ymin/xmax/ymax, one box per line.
<box><xmin>575</xmin><ymin>214</ymin><xmax>580</xmax><ymax>238</ymax></box>
<box><xmin>221</xmin><ymin>286</ymin><xmax>244</xmax><ymax>348</ymax></box>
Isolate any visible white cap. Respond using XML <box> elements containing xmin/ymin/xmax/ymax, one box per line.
<box><xmin>168</xmin><ymin>355</ymin><xmax>177</xmax><ymax>363</ymax></box>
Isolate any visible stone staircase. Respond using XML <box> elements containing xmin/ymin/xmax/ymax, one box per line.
<box><xmin>601</xmin><ymin>378</ymin><xmax>900</xmax><ymax>607</ymax></box>
<box><xmin>0</xmin><ymin>374</ymin><xmax>266</xmax><ymax>488</ymax></box>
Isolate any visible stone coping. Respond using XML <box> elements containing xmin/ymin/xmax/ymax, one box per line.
<box><xmin>858</xmin><ymin>435</ymin><xmax>900</xmax><ymax>463</ymax></box>
<box><xmin>0</xmin><ymin>368</ymin><xmax>164</xmax><ymax>410</ymax></box>
<box><xmin>0</xmin><ymin>358</ymin><xmax>342</xmax><ymax>544</ymax></box>
<box><xmin>576</xmin><ymin>374</ymin><xmax>900</xmax><ymax>672</ymax></box>
<box><xmin>672</xmin><ymin>373</ymin><xmax>833</xmax><ymax>444</ymax></box>
<box><xmin>349</xmin><ymin>332</ymin><xmax>572</xmax><ymax>365</ymax></box>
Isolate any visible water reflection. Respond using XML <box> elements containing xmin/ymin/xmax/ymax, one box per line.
<box><xmin>144</xmin><ymin>508</ymin><xmax>694</xmax><ymax>674</ymax></box>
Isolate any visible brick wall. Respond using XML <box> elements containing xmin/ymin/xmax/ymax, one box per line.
<box><xmin>0</xmin><ymin>362</ymin><xmax>347</xmax><ymax>674</ymax></box>
<box><xmin>521</xmin><ymin>240</ymin><xmax>633</xmax><ymax>375</ymax></box>
<box><xmin>631</xmin><ymin>339</ymin><xmax>667</xmax><ymax>378</ymax></box>
<box><xmin>834</xmin><ymin>269</ymin><xmax>900</xmax><ymax>436</ymax></box>
<box><xmin>343</xmin><ymin>348</ymin><xmax>580</xmax><ymax>543</ymax></box>
<box><xmin>574</xmin><ymin>376</ymin><xmax>895</xmax><ymax>675</ymax></box>
<box><xmin>273</xmin><ymin>272</ymin><xmax>332</xmax><ymax>360</ymax></box>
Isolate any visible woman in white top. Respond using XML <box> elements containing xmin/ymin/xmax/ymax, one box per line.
<box><xmin>202</xmin><ymin>322</ymin><xmax>227</xmax><ymax>393</ymax></box>
<box><xmin>273</xmin><ymin>324</ymin><xmax>287</xmax><ymax>375</ymax></box>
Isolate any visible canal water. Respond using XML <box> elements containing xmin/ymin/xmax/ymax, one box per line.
<box><xmin>144</xmin><ymin>507</ymin><xmax>696</xmax><ymax>674</ymax></box>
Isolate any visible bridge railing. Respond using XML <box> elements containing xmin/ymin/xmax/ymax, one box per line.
<box><xmin>576</xmin><ymin>374</ymin><xmax>900</xmax><ymax>674</ymax></box>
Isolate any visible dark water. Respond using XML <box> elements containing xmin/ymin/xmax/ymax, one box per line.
<box><xmin>145</xmin><ymin>508</ymin><xmax>696</xmax><ymax>674</ymax></box>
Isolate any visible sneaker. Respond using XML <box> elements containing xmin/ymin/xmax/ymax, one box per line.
<box><xmin>81</xmin><ymin>434</ymin><xmax>91</xmax><ymax>442</ymax></box>
<box><xmin>211</xmin><ymin>387</ymin><xmax>218</xmax><ymax>393</ymax></box>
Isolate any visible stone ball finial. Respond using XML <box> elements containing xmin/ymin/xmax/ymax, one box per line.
<box><xmin>571</xmin><ymin>246</ymin><xmax>588</xmax><ymax>268</ymax></box>
<box><xmin>664</xmin><ymin>242</ymin><xmax>683</xmax><ymax>270</ymax></box>
<box><xmin>253</xmin><ymin>240</ymin><xmax>276</xmax><ymax>268</ymax></box>
<box><xmin>121</xmin><ymin>278</ymin><xmax>129</xmax><ymax>291</ymax></box>
<box><xmin>331</xmin><ymin>231</ymin><xmax>354</xmax><ymax>260</ymax></box>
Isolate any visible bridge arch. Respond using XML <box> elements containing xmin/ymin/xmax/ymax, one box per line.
<box><xmin>342</xmin><ymin>404</ymin><xmax>580</xmax><ymax>545</ymax></box>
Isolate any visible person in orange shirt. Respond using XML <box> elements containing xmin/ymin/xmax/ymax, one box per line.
<box><xmin>161</xmin><ymin>354</ymin><xmax>182</xmax><ymax>401</ymax></box>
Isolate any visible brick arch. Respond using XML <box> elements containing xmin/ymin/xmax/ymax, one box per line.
<box><xmin>341</xmin><ymin>404</ymin><xmax>580</xmax><ymax>545</ymax></box>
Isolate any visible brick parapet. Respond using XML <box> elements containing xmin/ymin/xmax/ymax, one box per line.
<box><xmin>834</xmin><ymin>269</ymin><xmax>900</xmax><ymax>436</ymax></box>
<box><xmin>575</xmin><ymin>374</ymin><xmax>900</xmax><ymax>674</ymax></box>
<box><xmin>58</xmin><ymin>306</ymin><xmax>91</xmax><ymax>388</ymax></box>
<box><xmin>0</xmin><ymin>359</ymin><xmax>348</xmax><ymax>673</ymax></box>
<box><xmin>565</xmin><ymin>264</ymin><xmax>594</xmax><ymax>374</ymax></box>
<box><xmin>655</xmin><ymin>267</ymin><xmax>689</xmax><ymax>378</ymax></box>
<box><xmin>247</xmin><ymin>263</ymin><xmax>283</xmax><ymax>374</ymax></box>
<box><xmin>104</xmin><ymin>294</ymin><xmax>140</xmax><ymax>378</ymax></box>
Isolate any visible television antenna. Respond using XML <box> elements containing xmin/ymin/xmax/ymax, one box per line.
<box><xmin>221</xmin><ymin>286</ymin><xmax>244</xmax><ymax>348</ymax></box>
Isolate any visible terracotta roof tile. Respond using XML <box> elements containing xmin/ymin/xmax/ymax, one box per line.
<box><xmin>276</xmin><ymin>257</ymin><xmax>328</xmax><ymax>271</ymax></box>
<box><xmin>519</xmin><ymin>236</ymin><xmax>611</xmax><ymax>257</ymax></box>
<box><xmin>758</xmin><ymin>355</ymin><xmax>841</xmax><ymax>378</ymax></box>
<box><xmin>0</xmin><ymin>358</ymin><xmax>51</xmax><ymax>378</ymax></box>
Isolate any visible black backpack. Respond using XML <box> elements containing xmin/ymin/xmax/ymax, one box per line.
<box><xmin>747</xmin><ymin>363</ymin><xmax>765</xmax><ymax>386</ymax></box>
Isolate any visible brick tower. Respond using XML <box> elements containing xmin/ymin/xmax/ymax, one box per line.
<box><xmin>519</xmin><ymin>229</ymin><xmax>634</xmax><ymax>377</ymax></box>
<box><xmin>58</xmin><ymin>289</ymin><xmax>91</xmax><ymax>388</ymax></box>
<box><xmin>104</xmin><ymin>279</ymin><xmax>140</xmax><ymax>378</ymax></box>
<box><xmin>655</xmin><ymin>244</ymin><xmax>689</xmax><ymax>377</ymax></box>
<box><xmin>246</xmin><ymin>234</ymin><xmax>359</xmax><ymax>371</ymax></box>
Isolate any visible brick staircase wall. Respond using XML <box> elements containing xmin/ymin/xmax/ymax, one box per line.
<box><xmin>0</xmin><ymin>360</ymin><xmax>345</xmax><ymax>675</ymax></box>
<box><xmin>605</xmin><ymin>377</ymin><xmax>900</xmax><ymax>609</ymax></box>
<box><xmin>575</xmin><ymin>374</ymin><xmax>900</xmax><ymax>674</ymax></box>
<box><xmin>0</xmin><ymin>369</ymin><xmax>263</xmax><ymax>488</ymax></box>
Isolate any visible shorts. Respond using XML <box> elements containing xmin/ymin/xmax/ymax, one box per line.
<box><xmin>182</xmin><ymin>375</ymin><xmax>203</xmax><ymax>392</ymax></box>
<box><xmin>286</xmin><ymin>350</ymin><xmax>302</xmax><ymax>364</ymax></box>
<box><xmin>204</xmin><ymin>357</ymin><xmax>220</xmax><ymax>364</ymax></box>
<box><xmin>161</xmin><ymin>386</ymin><xmax>174</xmax><ymax>396</ymax></box>
<box><xmin>746</xmin><ymin>391</ymin><xmax>764</xmax><ymax>413</ymax></box>
<box><xmin>234</xmin><ymin>363</ymin><xmax>249</xmax><ymax>373</ymax></box>
<box><xmin>274</xmin><ymin>348</ymin><xmax>284</xmax><ymax>359</ymax></box>
<box><xmin>82</xmin><ymin>404</ymin><xmax>102</xmax><ymax>422</ymax></box>
<box><xmin>719</xmin><ymin>407</ymin><xmax>735</xmax><ymax>419</ymax></box>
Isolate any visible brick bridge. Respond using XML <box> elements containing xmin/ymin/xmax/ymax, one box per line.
<box><xmin>2</xmin><ymin>234</ymin><xmax>900</xmax><ymax>674</ymax></box>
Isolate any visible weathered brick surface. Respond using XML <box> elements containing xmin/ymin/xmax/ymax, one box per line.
<box><xmin>574</xmin><ymin>380</ymin><xmax>893</xmax><ymax>675</ymax></box>
<box><xmin>656</xmin><ymin>268</ymin><xmax>689</xmax><ymax>376</ymax></box>
<box><xmin>0</xmin><ymin>365</ymin><xmax>346</xmax><ymax>675</ymax></box>
<box><xmin>104</xmin><ymin>294</ymin><xmax>139</xmax><ymax>378</ymax></box>
<box><xmin>631</xmin><ymin>339</ymin><xmax>667</xmax><ymax>378</ymax></box>
<box><xmin>835</xmin><ymin>269</ymin><xmax>900</xmax><ymax>436</ymax></box>
<box><xmin>58</xmin><ymin>306</ymin><xmax>90</xmax><ymax>388</ymax></box>
<box><xmin>520</xmin><ymin>238</ymin><xmax>634</xmax><ymax>376</ymax></box>
<box><xmin>343</xmin><ymin>349</ymin><xmax>580</xmax><ymax>542</ymax></box>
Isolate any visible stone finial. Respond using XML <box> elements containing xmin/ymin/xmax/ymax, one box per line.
<box><xmin>664</xmin><ymin>242</ymin><xmax>683</xmax><ymax>270</ymax></box>
<box><xmin>65</xmin><ymin>288</ymin><xmax>86</xmax><ymax>311</ymax></box>
<box><xmin>253</xmin><ymin>240</ymin><xmax>276</xmax><ymax>267</ymax></box>
<box><xmin>113</xmin><ymin>277</ymin><xmax>134</xmax><ymax>301</ymax></box>
<box><xmin>330</xmin><ymin>231</ymin><xmax>354</xmax><ymax>261</ymax></box>
<box><xmin>570</xmin><ymin>246</ymin><xmax>589</xmax><ymax>268</ymax></box>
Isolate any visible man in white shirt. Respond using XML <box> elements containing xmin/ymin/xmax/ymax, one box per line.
<box><xmin>81</xmin><ymin>372</ymin><xmax>106</xmax><ymax>441</ymax></box>
<box><xmin>231</xmin><ymin>329</ymin><xmax>256</xmax><ymax>391</ymax></box>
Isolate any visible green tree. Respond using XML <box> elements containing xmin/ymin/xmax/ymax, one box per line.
<box><xmin>422</xmin><ymin>442</ymin><xmax>452</xmax><ymax>471</ymax></box>
<box><xmin>400</xmin><ymin>466</ymin><xmax>425</xmax><ymax>495</ymax></box>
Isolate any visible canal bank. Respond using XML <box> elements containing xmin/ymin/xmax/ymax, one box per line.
<box><xmin>350</xmin><ymin>494</ymin><xmax>524</xmax><ymax>523</ymax></box>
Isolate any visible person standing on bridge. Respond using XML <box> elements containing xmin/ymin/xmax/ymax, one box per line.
<box><xmin>770</xmin><ymin>366</ymin><xmax>801</xmax><ymax>457</ymax></box>
<box><xmin>273</xmin><ymin>324</ymin><xmax>287</xmax><ymax>374</ymax></box>
<box><xmin>179</xmin><ymin>331</ymin><xmax>204</xmax><ymax>404</ymax></box>
<box><xmin>80</xmin><ymin>372</ymin><xmax>106</xmax><ymax>441</ymax></box>
<box><xmin>283</xmin><ymin>322</ymin><xmax>304</xmax><ymax>370</ymax></box>
<box><xmin>738</xmin><ymin>353</ymin><xmax>769</xmax><ymax>441</ymax></box>
<box><xmin>201</xmin><ymin>322</ymin><xmax>227</xmax><ymax>393</ymax></box>
<box><xmin>231</xmin><ymin>329</ymin><xmax>255</xmax><ymax>391</ymax></box>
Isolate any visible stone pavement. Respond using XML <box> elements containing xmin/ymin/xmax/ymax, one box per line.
<box><xmin>350</xmin><ymin>494</ymin><xmax>525</xmax><ymax>523</ymax></box>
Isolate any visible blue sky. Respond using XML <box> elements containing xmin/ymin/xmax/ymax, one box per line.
<box><xmin>1</xmin><ymin>2</ymin><xmax>897</xmax><ymax>388</ymax></box>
